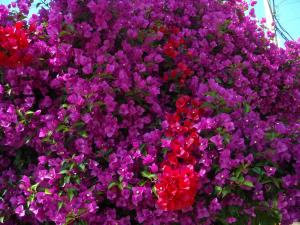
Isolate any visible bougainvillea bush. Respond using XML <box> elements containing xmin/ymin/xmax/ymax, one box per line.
<box><xmin>0</xmin><ymin>0</ymin><xmax>299</xmax><ymax>224</ymax></box>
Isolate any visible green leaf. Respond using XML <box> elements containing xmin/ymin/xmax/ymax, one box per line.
<box><xmin>141</xmin><ymin>171</ymin><xmax>157</xmax><ymax>180</ymax></box>
<box><xmin>230</xmin><ymin>177</ymin><xmax>239</xmax><ymax>182</ymax></box>
<box><xmin>118</xmin><ymin>176</ymin><xmax>123</xmax><ymax>182</ymax></box>
<box><xmin>59</xmin><ymin>30</ymin><xmax>70</xmax><ymax>37</ymax></box>
<box><xmin>42</xmin><ymin>136</ymin><xmax>56</xmax><ymax>144</ymax></box>
<box><xmin>261</xmin><ymin>178</ymin><xmax>273</xmax><ymax>185</ymax></box>
<box><xmin>108</xmin><ymin>180</ymin><xmax>123</xmax><ymax>190</ymax></box>
<box><xmin>56</xmin><ymin>124</ymin><xmax>69</xmax><ymax>133</ymax></box>
<box><xmin>79</xmin><ymin>130</ymin><xmax>88</xmax><ymax>138</ymax></box>
<box><xmin>63</xmin><ymin>175</ymin><xmax>71</xmax><ymax>186</ymax></box>
<box><xmin>79</xmin><ymin>220</ymin><xmax>88</xmax><ymax>225</ymax></box>
<box><xmin>140</xmin><ymin>143</ymin><xmax>147</xmax><ymax>156</ymax></box>
<box><xmin>253</xmin><ymin>208</ymin><xmax>280</xmax><ymax>225</ymax></box>
<box><xmin>77</xmin><ymin>208</ymin><xmax>86</xmax><ymax>216</ymax></box>
<box><xmin>74</xmin><ymin>176</ymin><xmax>81</xmax><ymax>185</ymax></box>
<box><xmin>58</xmin><ymin>201</ymin><xmax>64</xmax><ymax>211</ymax></box>
<box><xmin>223</xmin><ymin>133</ymin><xmax>231</xmax><ymax>144</ymax></box>
<box><xmin>216</xmin><ymin>127</ymin><xmax>223</xmax><ymax>133</ymax></box>
<box><xmin>67</xmin><ymin>188</ymin><xmax>76</xmax><ymax>201</ymax></box>
<box><xmin>74</xmin><ymin>220</ymin><xmax>88</xmax><ymax>225</ymax></box>
<box><xmin>16</xmin><ymin>109</ymin><xmax>25</xmax><ymax>120</ymax></box>
<box><xmin>65</xmin><ymin>214</ymin><xmax>75</xmax><ymax>225</ymax></box>
<box><xmin>108</xmin><ymin>182</ymin><xmax>118</xmax><ymax>190</ymax></box>
<box><xmin>244</xmin><ymin>102</ymin><xmax>251</xmax><ymax>113</ymax></box>
<box><xmin>31</xmin><ymin>183</ymin><xmax>39</xmax><ymax>192</ymax></box>
<box><xmin>60</xmin><ymin>169</ymin><xmax>69</xmax><ymax>175</ymax></box>
<box><xmin>0</xmin><ymin>216</ymin><xmax>4</xmax><ymax>223</ymax></box>
<box><xmin>69</xmin><ymin>162</ymin><xmax>75</xmax><ymax>170</ymax></box>
<box><xmin>74</xmin><ymin>121</ymin><xmax>85</xmax><ymax>128</ymax></box>
<box><xmin>265</xmin><ymin>131</ymin><xmax>279</xmax><ymax>141</ymax></box>
<box><xmin>206</xmin><ymin>91</ymin><xmax>218</xmax><ymax>97</ymax></box>
<box><xmin>78</xmin><ymin>163</ymin><xmax>85</xmax><ymax>171</ymax></box>
<box><xmin>235</xmin><ymin>165</ymin><xmax>244</xmax><ymax>177</ymax></box>
<box><xmin>206</xmin><ymin>34</ymin><xmax>215</xmax><ymax>40</ymax></box>
<box><xmin>138</xmin><ymin>180</ymin><xmax>148</xmax><ymax>186</ymax></box>
<box><xmin>215</xmin><ymin>186</ymin><xmax>222</xmax><ymax>195</ymax></box>
<box><xmin>25</xmin><ymin>111</ymin><xmax>34</xmax><ymax>116</ymax></box>
<box><xmin>61</xmin><ymin>104</ymin><xmax>69</xmax><ymax>109</ymax></box>
<box><xmin>162</xmin><ymin>148</ymin><xmax>169</xmax><ymax>156</ymax></box>
<box><xmin>221</xmin><ymin>187</ymin><xmax>231</xmax><ymax>198</ymax></box>
<box><xmin>27</xmin><ymin>194</ymin><xmax>35</xmax><ymax>207</ymax></box>
<box><xmin>44</xmin><ymin>188</ymin><xmax>51</xmax><ymax>195</ymax></box>
<box><xmin>152</xmin><ymin>186</ymin><xmax>158</xmax><ymax>198</ymax></box>
<box><xmin>271</xmin><ymin>177</ymin><xmax>281</xmax><ymax>189</ymax></box>
<box><xmin>117</xmin><ymin>183</ymin><xmax>123</xmax><ymax>190</ymax></box>
<box><xmin>238</xmin><ymin>176</ymin><xmax>245</xmax><ymax>183</ymax></box>
<box><xmin>243</xmin><ymin>180</ymin><xmax>254</xmax><ymax>187</ymax></box>
<box><xmin>252</xmin><ymin>167</ymin><xmax>264</xmax><ymax>175</ymax></box>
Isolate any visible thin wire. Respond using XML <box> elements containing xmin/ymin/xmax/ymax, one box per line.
<box><xmin>272</xmin><ymin>0</ymin><xmax>276</xmax><ymax>13</ymax></box>
<box><xmin>266</xmin><ymin>0</ymin><xmax>279</xmax><ymax>44</ymax></box>
<box><xmin>268</xmin><ymin>0</ymin><xmax>295</xmax><ymax>41</ymax></box>
<box><xmin>276</xmin><ymin>28</ymin><xmax>289</xmax><ymax>41</ymax></box>
<box><xmin>274</xmin><ymin>17</ymin><xmax>294</xmax><ymax>40</ymax></box>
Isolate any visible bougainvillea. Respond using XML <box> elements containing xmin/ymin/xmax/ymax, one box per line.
<box><xmin>0</xmin><ymin>21</ymin><xmax>33</xmax><ymax>68</ymax></box>
<box><xmin>155</xmin><ymin>165</ymin><xmax>199</xmax><ymax>211</ymax></box>
<box><xmin>0</xmin><ymin>0</ymin><xmax>299</xmax><ymax>225</ymax></box>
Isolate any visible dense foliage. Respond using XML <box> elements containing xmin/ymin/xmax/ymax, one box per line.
<box><xmin>0</xmin><ymin>0</ymin><xmax>299</xmax><ymax>224</ymax></box>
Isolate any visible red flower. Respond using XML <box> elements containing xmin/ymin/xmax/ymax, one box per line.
<box><xmin>15</xmin><ymin>21</ymin><xmax>24</xmax><ymax>30</ymax></box>
<box><xmin>159</xmin><ymin>26</ymin><xmax>168</xmax><ymax>34</ymax></box>
<box><xmin>29</xmin><ymin>22</ymin><xmax>37</xmax><ymax>33</ymax></box>
<box><xmin>166</xmin><ymin>113</ymin><xmax>180</xmax><ymax>124</ymax></box>
<box><xmin>170</xmin><ymin>139</ymin><xmax>187</xmax><ymax>157</ymax></box>
<box><xmin>170</xmin><ymin>69</ymin><xmax>178</xmax><ymax>79</ymax></box>
<box><xmin>155</xmin><ymin>165</ymin><xmax>199</xmax><ymax>211</ymax></box>
<box><xmin>177</xmin><ymin>62</ymin><xmax>193</xmax><ymax>77</ymax></box>
<box><xmin>168</xmin><ymin>137</ymin><xmax>197</xmax><ymax>165</ymax></box>
<box><xmin>186</xmin><ymin>108</ymin><xmax>202</xmax><ymax>121</ymax></box>
<box><xmin>184</xmin><ymin>132</ymin><xmax>199</xmax><ymax>150</ymax></box>
<box><xmin>176</xmin><ymin>95</ymin><xmax>190</xmax><ymax>112</ymax></box>
<box><xmin>164</xmin><ymin>151</ymin><xmax>196</xmax><ymax>167</ymax></box>
<box><xmin>163</xmin><ymin>72</ymin><xmax>169</xmax><ymax>81</ymax></box>
<box><xmin>0</xmin><ymin>21</ymin><xmax>32</xmax><ymax>68</ymax></box>
<box><xmin>163</xmin><ymin>41</ymin><xmax>178</xmax><ymax>58</ymax></box>
<box><xmin>169</xmin><ymin>26</ymin><xmax>180</xmax><ymax>35</ymax></box>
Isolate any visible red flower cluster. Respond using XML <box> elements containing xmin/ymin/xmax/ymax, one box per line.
<box><xmin>155</xmin><ymin>96</ymin><xmax>204</xmax><ymax>211</ymax></box>
<box><xmin>164</xmin><ymin>95</ymin><xmax>204</xmax><ymax>166</ymax></box>
<box><xmin>155</xmin><ymin>165</ymin><xmax>198</xmax><ymax>211</ymax></box>
<box><xmin>0</xmin><ymin>21</ymin><xmax>33</xmax><ymax>68</ymax></box>
<box><xmin>164</xmin><ymin>61</ymin><xmax>193</xmax><ymax>85</ymax></box>
<box><xmin>153</xmin><ymin>25</ymin><xmax>180</xmax><ymax>36</ymax></box>
<box><xmin>163</xmin><ymin>38</ymin><xmax>184</xmax><ymax>59</ymax></box>
<box><xmin>160</xmin><ymin>28</ymin><xmax>193</xmax><ymax>85</ymax></box>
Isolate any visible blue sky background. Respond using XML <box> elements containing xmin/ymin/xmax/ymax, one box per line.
<box><xmin>1</xmin><ymin>0</ymin><xmax>299</xmax><ymax>46</ymax></box>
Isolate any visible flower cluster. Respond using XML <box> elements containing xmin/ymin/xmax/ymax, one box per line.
<box><xmin>155</xmin><ymin>165</ymin><xmax>198</xmax><ymax>211</ymax></box>
<box><xmin>162</xmin><ymin>31</ymin><xmax>194</xmax><ymax>85</ymax></box>
<box><xmin>0</xmin><ymin>21</ymin><xmax>33</xmax><ymax>68</ymax></box>
<box><xmin>0</xmin><ymin>0</ymin><xmax>299</xmax><ymax>225</ymax></box>
<box><xmin>155</xmin><ymin>96</ymin><xmax>204</xmax><ymax>210</ymax></box>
